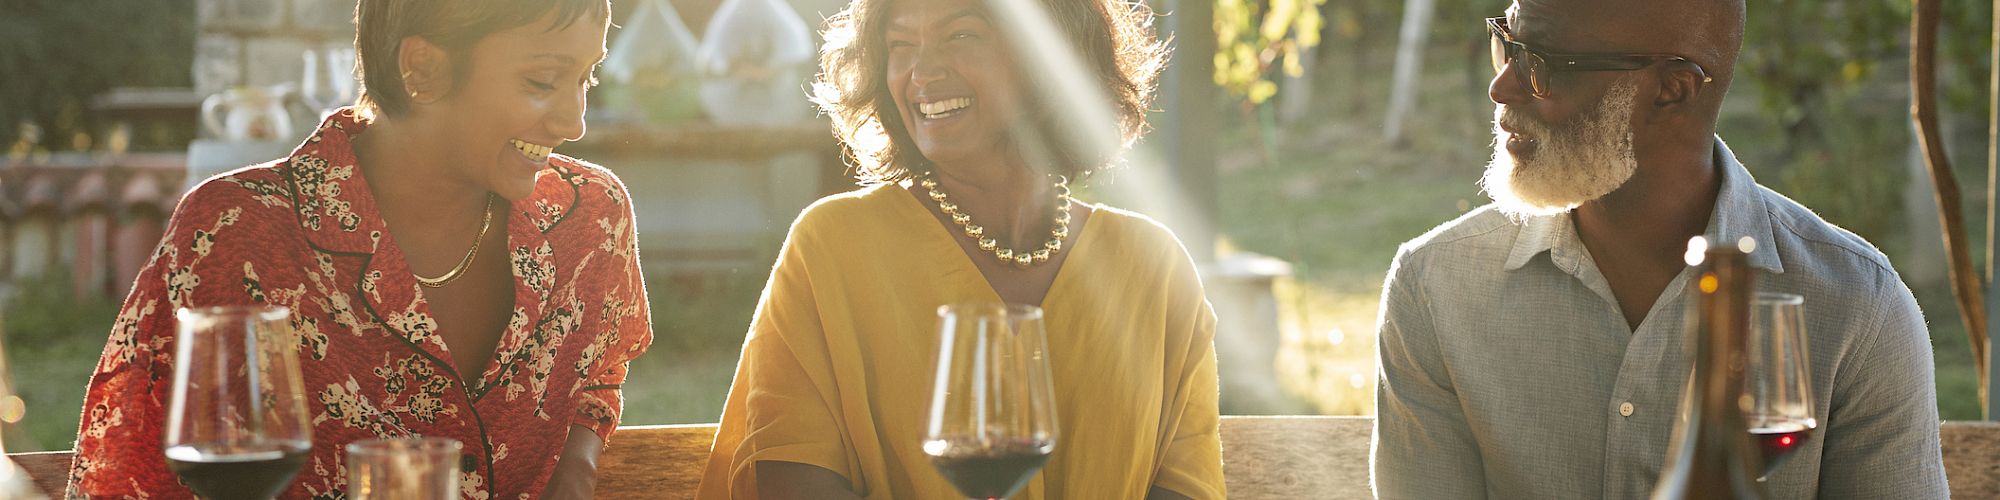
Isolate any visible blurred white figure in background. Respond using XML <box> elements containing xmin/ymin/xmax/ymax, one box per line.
<box><xmin>696</xmin><ymin>0</ymin><xmax>815</xmax><ymax>125</ymax></box>
<box><xmin>603</xmin><ymin>0</ymin><xmax>703</xmax><ymax>124</ymax></box>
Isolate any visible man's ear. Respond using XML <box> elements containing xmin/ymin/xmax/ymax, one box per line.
<box><xmin>398</xmin><ymin>36</ymin><xmax>451</xmax><ymax>104</ymax></box>
<box><xmin>1651</xmin><ymin>61</ymin><xmax>1709</xmax><ymax>109</ymax></box>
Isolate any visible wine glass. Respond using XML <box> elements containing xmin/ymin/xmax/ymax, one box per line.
<box><xmin>164</xmin><ymin>306</ymin><xmax>312</xmax><ymax>500</ymax></box>
<box><xmin>346</xmin><ymin>437</ymin><xmax>462</xmax><ymax>500</ymax></box>
<box><xmin>1743</xmin><ymin>292</ymin><xmax>1816</xmax><ymax>480</ymax></box>
<box><xmin>299</xmin><ymin>46</ymin><xmax>357</xmax><ymax>120</ymax></box>
<box><xmin>923</xmin><ymin>303</ymin><xmax>1059</xmax><ymax>500</ymax></box>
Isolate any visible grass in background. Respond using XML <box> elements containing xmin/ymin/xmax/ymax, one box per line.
<box><xmin>1207</xmin><ymin>46</ymin><xmax>1492</xmax><ymax>417</ymax></box>
<box><xmin>619</xmin><ymin>267</ymin><xmax>767</xmax><ymax>425</ymax></box>
<box><xmin>2</xmin><ymin>274</ymin><xmax>119</xmax><ymax>452</ymax></box>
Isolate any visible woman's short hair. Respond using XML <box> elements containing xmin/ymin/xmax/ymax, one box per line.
<box><xmin>812</xmin><ymin>0</ymin><xmax>1170</xmax><ymax>184</ymax></box>
<box><xmin>354</xmin><ymin>0</ymin><xmax>610</xmax><ymax>118</ymax></box>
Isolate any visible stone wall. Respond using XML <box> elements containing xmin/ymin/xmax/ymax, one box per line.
<box><xmin>187</xmin><ymin>0</ymin><xmax>857</xmax><ymax>111</ymax></box>
<box><xmin>192</xmin><ymin>0</ymin><xmax>357</xmax><ymax>99</ymax></box>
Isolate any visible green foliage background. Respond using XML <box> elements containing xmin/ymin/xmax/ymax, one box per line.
<box><xmin>0</xmin><ymin>0</ymin><xmax>197</xmax><ymax>151</ymax></box>
<box><xmin>1738</xmin><ymin>0</ymin><xmax>1991</xmax><ymax>155</ymax></box>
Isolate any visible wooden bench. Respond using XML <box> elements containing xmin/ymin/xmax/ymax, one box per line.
<box><xmin>12</xmin><ymin>417</ymin><xmax>1998</xmax><ymax>498</ymax></box>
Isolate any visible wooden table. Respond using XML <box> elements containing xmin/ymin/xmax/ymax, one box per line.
<box><xmin>12</xmin><ymin>416</ymin><xmax>1998</xmax><ymax>498</ymax></box>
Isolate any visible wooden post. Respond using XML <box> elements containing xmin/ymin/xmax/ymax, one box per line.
<box><xmin>1986</xmin><ymin>0</ymin><xmax>1999</xmax><ymax>421</ymax></box>
<box><xmin>1912</xmin><ymin>0</ymin><xmax>1991</xmax><ymax>416</ymax></box>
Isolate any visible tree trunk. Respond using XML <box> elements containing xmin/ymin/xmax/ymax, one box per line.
<box><xmin>1983</xmin><ymin>0</ymin><xmax>1999</xmax><ymax>420</ymax></box>
<box><xmin>1912</xmin><ymin>0</ymin><xmax>1990</xmax><ymax>415</ymax></box>
<box><xmin>1382</xmin><ymin>0</ymin><xmax>1435</xmax><ymax>144</ymax></box>
<box><xmin>1150</xmin><ymin>0</ymin><xmax>1217</xmax><ymax>263</ymax></box>
<box><xmin>1278</xmin><ymin>42</ymin><xmax>1319</xmax><ymax>125</ymax></box>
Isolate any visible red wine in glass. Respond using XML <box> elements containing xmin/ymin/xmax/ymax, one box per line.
<box><xmin>1742</xmin><ymin>293</ymin><xmax>1817</xmax><ymax>482</ymax></box>
<box><xmin>924</xmin><ymin>304</ymin><xmax>1060</xmax><ymax>500</ymax></box>
<box><xmin>927</xmin><ymin>439</ymin><xmax>1054</xmax><ymax>500</ymax></box>
<box><xmin>165</xmin><ymin>441</ymin><xmax>311</xmax><ymax>500</ymax></box>
<box><xmin>1748</xmin><ymin>418</ymin><xmax>1815</xmax><ymax>478</ymax></box>
<box><xmin>165</xmin><ymin>306</ymin><xmax>314</xmax><ymax>500</ymax></box>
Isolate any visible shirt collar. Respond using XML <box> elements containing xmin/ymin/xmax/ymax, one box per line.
<box><xmin>1706</xmin><ymin>138</ymin><xmax>1784</xmax><ymax>273</ymax></box>
<box><xmin>279</xmin><ymin>108</ymin><xmax>579</xmax><ymax>252</ymax></box>
<box><xmin>1503</xmin><ymin>136</ymin><xmax>1784</xmax><ymax>274</ymax></box>
<box><xmin>1503</xmin><ymin>206</ymin><xmax>1568</xmax><ymax>271</ymax></box>
<box><xmin>282</xmin><ymin>107</ymin><xmax>383</xmax><ymax>253</ymax></box>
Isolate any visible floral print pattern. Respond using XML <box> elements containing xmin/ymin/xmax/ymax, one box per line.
<box><xmin>67</xmin><ymin>109</ymin><xmax>654</xmax><ymax>499</ymax></box>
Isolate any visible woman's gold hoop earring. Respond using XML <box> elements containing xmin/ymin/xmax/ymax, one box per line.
<box><xmin>401</xmin><ymin>71</ymin><xmax>422</xmax><ymax>101</ymax></box>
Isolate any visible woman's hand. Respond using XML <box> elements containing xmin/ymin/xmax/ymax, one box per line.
<box><xmin>541</xmin><ymin>426</ymin><xmax>605</xmax><ymax>499</ymax></box>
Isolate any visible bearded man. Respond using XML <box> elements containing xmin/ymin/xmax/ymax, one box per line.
<box><xmin>1369</xmin><ymin>1</ymin><xmax>1950</xmax><ymax>498</ymax></box>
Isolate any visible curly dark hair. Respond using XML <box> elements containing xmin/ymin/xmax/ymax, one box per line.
<box><xmin>810</xmin><ymin>0</ymin><xmax>1170</xmax><ymax>184</ymax></box>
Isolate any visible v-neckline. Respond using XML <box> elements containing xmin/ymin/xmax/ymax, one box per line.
<box><xmin>888</xmin><ymin>183</ymin><xmax>1101</xmax><ymax>309</ymax></box>
<box><xmin>1556</xmin><ymin>216</ymin><xmax>1694</xmax><ymax>337</ymax></box>
<box><xmin>422</xmin><ymin>196</ymin><xmax>535</xmax><ymax>388</ymax></box>
<box><xmin>368</xmin><ymin>177</ymin><xmax>546</xmax><ymax>397</ymax></box>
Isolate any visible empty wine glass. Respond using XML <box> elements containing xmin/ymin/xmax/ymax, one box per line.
<box><xmin>346</xmin><ymin>437</ymin><xmax>462</xmax><ymax>500</ymax></box>
<box><xmin>300</xmin><ymin>46</ymin><xmax>357</xmax><ymax>120</ymax></box>
<box><xmin>164</xmin><ymin>306</ymin><xmax>312</xmax><ymax>500</ymax></box>
<box><xmin>923</xmin><ymin>303</ymin><xmax>1059</xmax><ymax>500</ymax></box>
<box><xmin>1744</xmin><ymin>292</ymin><xmax>1816</xmax><ymax>480</ymax></box>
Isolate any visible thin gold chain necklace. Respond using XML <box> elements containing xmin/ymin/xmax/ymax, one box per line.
<box><xmin>919</xmin><ymin>172</ymin><xmax>1072</xmax><ymax>268</ymax></box>
<box><xmin>415</xmin><ymin>194</ymin><xmax>495</xmax><ymax>288</ymax></box>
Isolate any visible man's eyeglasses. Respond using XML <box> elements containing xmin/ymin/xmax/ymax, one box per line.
<box><xmin>1487</xmin><ymin>17</ymin><xmax>1713</xmax><ymax>99</ymax></box>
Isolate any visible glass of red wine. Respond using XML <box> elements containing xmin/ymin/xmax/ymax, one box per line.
<box><xmin>164</xmin><ymin>306</ymin><xmax>312</xmax><ymax>500</ymax></box>
<box><xmin>1744</xmin><ymin>292</ymin><xmax>1816</xmax><ymax>481</ymax></box>
<box><xmin>923</xmin><ymin>303</ymin><xmax>1060</xmax><ymax>500</ymax></box>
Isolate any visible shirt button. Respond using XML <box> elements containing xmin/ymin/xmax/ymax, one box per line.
<box><xmin>1619</xmin><ymin>402</ymin><xmax>1636</xmax><ymax>417</ymax></box>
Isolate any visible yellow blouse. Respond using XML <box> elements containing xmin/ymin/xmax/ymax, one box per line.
<box><xmin>697</xmin><ymin>184</ymin><xmax>1224</xmax><ymax>499</ymax></box>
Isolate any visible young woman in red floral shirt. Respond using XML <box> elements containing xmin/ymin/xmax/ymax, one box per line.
<box><xmin>67</xmin><ymin>0</ymin><xmax>652</xmax><ymax>497</ymax></box>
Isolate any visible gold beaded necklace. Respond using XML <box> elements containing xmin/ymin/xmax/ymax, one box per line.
<box><xmin>919</xmin><ymin>172</ymin><xmax>1072</xmax><ymax>268</ymax></box>
<box><xmin>414</xmin><ymin>194</ymin><xmax>495</xmax><ymax>288</ymax></box>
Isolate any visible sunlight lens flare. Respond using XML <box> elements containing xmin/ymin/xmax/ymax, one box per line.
<box><xmin>980</xmin><ymin>0</ymin><xmax>1123</xmax><ymax>168</ymax></box>
<box><xmin>980</xmin><ymin>0</ymin><xmax>1213</xmax><ymax>258</ymax></box>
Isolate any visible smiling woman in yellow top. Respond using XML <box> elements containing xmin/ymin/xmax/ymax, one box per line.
<box><xmin>696</xmin><ymin>0</ymin><xmax>1223</xmax><ymax>498</ymax></box>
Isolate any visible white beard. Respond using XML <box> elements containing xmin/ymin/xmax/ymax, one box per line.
<box><xmin>1480</xmin><ymin>78</ymin><xmax>1642</xmax><ymax>218</ymax></box>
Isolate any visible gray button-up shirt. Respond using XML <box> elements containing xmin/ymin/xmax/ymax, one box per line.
<box><xmin>1371</xmin><ymin>139</ymin><xmax>1949</xmax><ymax>499</ymax></box>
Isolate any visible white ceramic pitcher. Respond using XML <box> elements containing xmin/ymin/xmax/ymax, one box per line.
<box><xmin>201</xmin><ymin>85</ymin><xmax>296</xmax><ymax>142</ymax></box>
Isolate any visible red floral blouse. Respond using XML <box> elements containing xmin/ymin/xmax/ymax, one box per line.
<box><xmin>66</xmin><ymin>109</ymin><xmax>655</xmax><ymax>499</ymax></box>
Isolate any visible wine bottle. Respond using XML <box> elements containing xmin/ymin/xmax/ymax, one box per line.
<box><xmin>1651</xmin><ymin>236</ymin><xmax>1768</xmax><ymax>499</ymax></box>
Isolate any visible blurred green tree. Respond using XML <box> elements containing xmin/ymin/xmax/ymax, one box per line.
<box><xmin>1739</xmin><ymin>0</ymin><xmax>1990</xmax><ymax>154</ymax></box>
<box><xmin>0</xmin><ymin>0</ymin><xmax>196</xmax><ymax>152</ymax></box>
<box><xmin>1222</xmin><ymin>0</ymin><xmax>1991</xmax><ymax>137</ymax></box>
<box><xmin>1215</xmin><ymin>0</ymin><xmax>1330</xmax><ymax>105</ymax></box>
